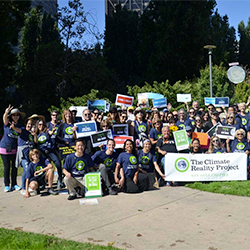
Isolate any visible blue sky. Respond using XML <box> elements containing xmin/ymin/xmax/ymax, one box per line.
<box><xmin>58</xmin><ymin>0</ymin><xmax>250</xmax><ymax>44</ymax></box>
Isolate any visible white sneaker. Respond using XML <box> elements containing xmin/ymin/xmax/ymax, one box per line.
<box><xmin>20</xmin><ymin>190</ymin><xmax>26</xmax><ymax>195</ymax></box>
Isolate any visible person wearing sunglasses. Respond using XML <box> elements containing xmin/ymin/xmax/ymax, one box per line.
<box><xmin>187</xmin><ymin>108</ymin><xmax>196</xmax><ymax>126</ymax></box>
<box><xmin>226</xmin><ymin>129</ymin><xmax>250</xmax><ymax>154</ymax></box>
<box><xmin>1</xmin><ymin>105</ymin><xmax>24</xmax><ymax>192</ymax></box>
<box><xmin>224</xmin><ymin>112</ymin><xmax>241</xmax><ymax>130</ymax></box>
<box><xmin>193</xmin><ymin>115</ymin><xmax>204</xmax><ymax>132</ymax></box>
<box><xmin>176</xmin><ymin>108</ymin><xmax>192</xmax><ymax>130</ymax></box>
<box><xmin>208</xmin><ymin>136</ymin><xmax>226</xmax><ymax>154</ymax></box>
<box><xmin>207</xmin><ymin>104</ymin><xmax>215</xmax><ymax>117</ymax></box>
<box><xmin>149</xmin><ymin>118</ymin><xmax>162</xmax><ymax>150</ymax></box>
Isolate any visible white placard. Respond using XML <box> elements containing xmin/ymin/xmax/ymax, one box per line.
<box><xmin>177</xmin><ymin>94</ymin><xmax>191</xmax><ymax>102</ymax></box>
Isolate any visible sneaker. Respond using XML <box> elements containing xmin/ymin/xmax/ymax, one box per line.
<box><xmin>108</xmin><ymin>187</ymin><xmax>117</xmax><ymax>195</ymax></box>
<box><xmin>20</xmin><ymin>190</ymin><xmax>26</xmax><ymax>195</ymax></box>
<box><xmin>4</xmin><ymin>186</ymin><xmax>10</xmax><ymax>192</ymax></box>
<box><xmin>67</xmin><ymin>194</ymin><xmax>77</xmax><ymax>201</ymax></box>
<box><xmin>34</xmin><ymin>186</ymin><xmax>40</xmax><ymax>195</ymax></box>
<box><xmin>13</xmin><ymin>185</ymin><xmax>21</xmax><ymax>191</ymax></box>
<box><xmin>48</xmin><ymin>187</ymin><xmax>58</xmax><ymax>195</ymax></box>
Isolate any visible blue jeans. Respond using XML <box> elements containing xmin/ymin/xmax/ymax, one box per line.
<box><xmin>21</xmin><ymin>159</ymin><xmax>29</xmax><ymax>189</ymax></box>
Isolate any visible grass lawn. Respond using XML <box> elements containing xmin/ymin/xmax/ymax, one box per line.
<box><xmin>0</xmin><ymin>228</ymin><xmax>121</xmax><ymax>250</ymax></box>
<box><xmin>186</xmin><ymin>181</ymin><xmax>250</xmax><ymax>197</ymax></box>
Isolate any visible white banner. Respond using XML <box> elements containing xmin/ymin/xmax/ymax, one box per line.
<box><xmin>165</xmin><ymin>153</ymin><xmax>247</xmax><ymax>181</ymax></box>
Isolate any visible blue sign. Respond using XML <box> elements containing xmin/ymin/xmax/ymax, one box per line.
<box><xmin>152</xmin><ymin>98</ymin><xmax>167</xmax><ymax>108</ymax></box>
<box><xmin>75</xmin><ymin>121</ymin><xmax>97</xmax><ymax>138</ymax></box>
<box><xmin>215</xmin><ymin>97</ymin><xmax>229</xmax><ymax>107</ymax></box>
<box><xmin>87</xmin><ymin>100</ymin><xmax>106</xmax><ymax>112</ymax></box>
<box><xmin>204</xmin><ymin>97</ymin><xmax>215</xmax><ymax>106</ymax></box>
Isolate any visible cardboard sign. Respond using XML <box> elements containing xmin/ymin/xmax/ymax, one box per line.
<box><xmin>216</xmin><ymin>126</ymin><xmax>236</xmax><ymax>140</ymax></box>
<box><xmin>115</xmin><ymin>94</ymin><xmax>134</xmax><ymax>107</ymax></box>
<box><xmin>173</xmin><ymin>130</ymin><xmax>189</xmax><ymax>151</ymax></box>
<box><xmin>138</xmin><ymin>93</ymin><xmax>149</xmax><ymax>108</ymax></box>
<box><xmin>75</xmin><ymin>121</ymin><xmax>97</xmax><ymax>138</ymax></box>
<box><xmin>177</xmin><ymin>94</ymin><xmax>191</xmax><ymax>102</ymax></box>
<box><xmin>114</xmin><ymin>136</ymin><xmax>134</xmax><ymax>149</ymax></box>
<box><xmin>69</xmin><ymin>106</ymin><xmax>87</xmax><ymax>117</ymax></box>
<box><xmin>152</xmin><ymin>98</ymin><xmax>167</xmax><ymax>108</ymax></box>
<box><xmin>87</xmin><ymin>100</ymin><xmax>106</xmax><ymax>112</ymax></box>
<box><xmin>90</xmin><ymin>129</ymin><xmax>113</xmax><ymax>148</ymax></box>
<box><xmin>214</xmin><ymin>97</ymin><xmax>229</xmax><ymax>107</ymax></box>
<box><xmin>206</xmin><ymin>122</ymin><xmax>221</xmax><ymax>138</ymax></box>
<box><xmin>112</xmin><ymin>124</ymin><xmax>129</xmax><ymax>136</ymax></box>
<box><xmin>165</xmin><ymin>153</ymin><xmax>247</xmax><ymax>181</ymax></box>
<box><xmin>84</xmin><ymin>172</ymin><xmax>102</xmax><ymax>198</ymax></box>
<box><xmin>58</xmin><ymin>145</ymin><xmax>76</xmax><ymax>159</ymax></box>
<box><xmin>192</xmin><ymin>132</ymin><xmax>209</xmax><ymax>148</ymax></box>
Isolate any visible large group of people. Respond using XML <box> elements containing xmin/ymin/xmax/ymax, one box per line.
<box><xmin>1</xmin><ymin>99</ymin><xmax>250</xmax><ymax>200</ymax></box>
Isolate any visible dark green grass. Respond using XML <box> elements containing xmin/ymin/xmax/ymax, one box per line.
<box><xmin>0</xmin><ymin>228</ymin><xmax>121</xmax><ymax>250</ymax></box>
<box><xmin>186</xmin><ymin>181</ymin><xmax>250</xmax><ymax>197</ymax></box>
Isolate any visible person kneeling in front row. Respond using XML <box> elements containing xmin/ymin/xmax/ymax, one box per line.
<box><xmin>63</xmin><ymin>139</ymin><xmax>95</xmax><ymax>200</ymax></box>
<box><xmin>24</xmin><ymin>149</ymin><xmax>58</xmax><ymax>198</ymax></box>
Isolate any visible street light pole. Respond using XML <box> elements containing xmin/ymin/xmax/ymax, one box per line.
<box><xmin>204</xmin><ymin>45</ymin><xmax>216</xmax><ymax>98</ymax></box>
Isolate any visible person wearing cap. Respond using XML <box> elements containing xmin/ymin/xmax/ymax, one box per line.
<box><xmin>108</xmin><ymin>107</ymin><xmax>120</xmax><ymax>125</ymax></box>
<box><xmin>69</xmin><ymin>107</ymin><xmax>82</xmax><ymax>123</ymax></box>
<box><xmin>0</xmin><ymin>105</ymin><xmax>24</xmax><ymax>192</ymax></box>
<box><xmin>127</xmin><ymin>106</ymin><xmax>135</xmax><ymax>122</ymax></box>
<box><xmin>28</xmin><ymin>114</ymin><xmax>46</xmax><ymax>123</ymax></box>
<box><xmin>131</xmin><ymin>108</ymin><xmax>150</xmax><ymax>148</ymax></box>
<box><xmin>203</xmin><ymin>110</ymin><xmax>220</xmax><ymax>132</ymax></box>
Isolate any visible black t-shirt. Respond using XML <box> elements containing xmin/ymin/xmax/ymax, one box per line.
<box><xmin>156</xmin><ymin>137</ymin><xmax>177</xmax><ymax>157</ymax></box>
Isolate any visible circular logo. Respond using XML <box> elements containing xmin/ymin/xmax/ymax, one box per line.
<box><xmin>179</xmin><ymin>124</ymin><xmax>185</xmax><ymax>129</ymax></box>
<box><xmin>76</xmin><ymin>160</ymin><xmax>85</xmax><ymax>170</ymax></box>
<box><xmin>141</xmin><ymin>156</ymin><xmax>149</xmax><ymax>165</ymax></box>
<box><xmin>38</xmin><ymin>135</ymin><xmax>47</xmax><ymax>143</ymax></box>
<box><xmin>157</xmin><ymin>133</ymin><xmax>162</xmax><ymax>139</ymax></box>
<box><xmin>65</xmin><ymin>127</ymin><xmax>73</xmax><ymax>135</ymax></box>
<box><xmin>236</xmin><ymin>143</ymin><xmax>245</xmax><ymax>150</ymax></box>
<box><xmin>35</xmin><ymin>166</ymin><xmax>43</xmax><ymax>175</ymax></box>
<box><xmin>129</xmin><ymin>156</ymin><xmax>137</xmax><ymax>165</ymax></box>
<box><xmin>139</xmin><ymin>125</ymin><xmax>146</xmax><ymax>133</ymax></box>
<box><xmin>242</xmin><ymin>118</ymin><xmax>247</xmax><ymax>126</ymax></box>
<box><xmin>104</xmin><ymin>158</ymin><xmax>112</xmax><ymax>167</ymax></box>
<box><xmin>12</xmin><ymin>129</ymin><xmax>18</xmax><ymax>136</ymax></box>
<box><xmin>53</xmin><ymin>127</ymin><xmax>58</xmax><ymax>135</ymax></box>
<box><xmin>216</xmin><ymin>151</ymin><xmax>222</xmax><ymax>154</ymax></box>
<box><xmin>175</xmin><ymin>158</ymin><xmax>189</xmax><ymax>172</ymax></box>
<box><xmin>28</xmin><ymin>134</ymin><xmax>34</xmax><ymax>142</ymax></box>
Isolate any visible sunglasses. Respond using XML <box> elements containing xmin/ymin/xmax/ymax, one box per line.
<box><xmin>51</xmin><ymin>114</ymin><xmax>57</xmax><ymax>116</ymax></box>
<box><xmin>94</xmin><ymin>112</ymin><xmax>99</xmax><ymax>115</ymax></box>
<box><xmin>195</xmin><ymin>120</ymin><xmax>201</xmax><ymax>122</ymax></box>
<box><xmin>237</xmin><ymin>133</ymin><xmax>244</xmax><ymax>136</ymax></box>
<box><xmin>38</xmin><ymin>123</ymin><xmax>43</xmax><ymax>126</ymax></box>
<box><xmin>154</xmin><ymin>122</ymin><xmax>160</xmax><ymax>125</ymax></box>
<box><xmin>208</xmin><ymin>108</ymin><xmax>214</xmax><ymax>110</ymax></box>
<box><xmin>212</xmin><ymin>139</ymin><xmax>219</xmax><ymax>143</ymax></box>
<box><xmin>189</xmin><ymin>111</ymin><xmax>194</xmax><ymax>114</ymax></box>
<box><xmin>85</xmin><ymin>113</ymin><xmax>91</xmax><ymax>116</ymax></box>
<box><xmin>228</xmin><ymin>116</ymin><xmax>234</xmax><ymax>119</ymax></box>
<box><xmin>121</xmin><ymin>116</ymin><xmax>127</xmax><ymax>119</ymax></box>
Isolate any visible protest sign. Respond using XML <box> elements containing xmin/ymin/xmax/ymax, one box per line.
<box><xmin>115</xmin><ymin>94</ymin><xmax>134</xmax><ymax>107</ymax></box>
<box><xmin>152</xmin><ymin>98</ymin><xmax>167</xmax><ymax>108</ymax></box>
<box><xmin>87</xmin><ymin>100</ymin><xmax>106</xmax><ymax>112</ymax></box>
<box><xmin>114</xmin><ymin>136</ymin><xmax>134</xmax><ymax>149</ymax></box>
<box><xmin>146</xmin><ymin>92</ymin><xmax>164</xmax><ymax>99</ymax></box>
<box><xmin>173</xmin><ymin>130</ymin><xmax>189</xmax><ymax>151</ymax></box>
<box><xmin>204</xmin><ymin>97</ymin><xmax>215</xmax><ymax>106</ymax></box>
<box><xmin>112</xmin><ymin>124</ymin><xmax>129</xmax><ymax>136</ymax></box>
<box><xmin>177</xmin><ymin>94</ymin><xmax>191</xmax><ymax>102</ymax></box>
<box><xmin>75</xmin><ymin>121</ymin><xmax>97</xmax><ymax>138</ymax></box>
<box><xmin>214</xmin><ymin>97</ymin><xmax>229</xmax><ymax>107</ymax></box>
<box><xmin>216</xmin><ymin>126</ymin><xmax>236</xmax><ymax>140</ymax></box>
<box><xmin>58</xmin><ymin>145</ymin><xmax>76</xmax><ymax>159</ymax></box>
<box><xmin>90</xmin><ymin>129</ymin><xmax>113</xmax><ymax>148</ymax></box>
<box><xmin>192</xmin><ymin>132</ymin><xmax>209</xmax><ymax>148</ymax></box>
<box><xmin>206</xmin><ymin>122</ymin><xmax>221</xmax><ymax>138</ymax></box>
<box><xmin>69</xmin><ymin>106</ymin><xmax>87</xmax><ymax>117</ymax></box>
<box><xmin>138</xmin><ymin>93</ymin><xmax>149</xmax><ymax>108</ymax></box>
<box><xmin>84</xmin><ymin>172</ymin><xmax>102</xmax><ymax>198</ymax></box>
<box><xmin>165</xmin><ymin>153</ymin><xmax>247</xmax><ymax>181</ymax></box>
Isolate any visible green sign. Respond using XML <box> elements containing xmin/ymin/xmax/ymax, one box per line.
<box><xmin>84</xmin><ymin>172</ymin><xmax>102</xmax><ymax>198</ymax></box>
<box><xmin>173</xmin><ymin>130</ymin><xmax>189</xmax><ymax>151</ymax></box>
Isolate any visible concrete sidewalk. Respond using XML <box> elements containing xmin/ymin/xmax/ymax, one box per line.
<box><xmin>1</xmin><ymin>177</ymin><xmax>250</xmax><ymax>250</ymax></box>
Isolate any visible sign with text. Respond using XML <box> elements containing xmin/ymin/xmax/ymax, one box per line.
<box><xmin>115</xmin><ymin>94</ymin><xmax>134</xmax><ymax>107</ymax></box>
<box><xmin>114</xmin><ymin>136</ymin><xmax>134</xmax><ymax>149</ymax></box>
<box><xmin>87</xmin><ymin>100</ymin><xmax>106</xmax><ymax>112</ymax></box>
<box><xmin>58</xmin><ymin>144</ymin><xmax>76</xmax><ymax>159</ymax></box>
<box><xmin>204</xmin><ymin>97</ymin><xmax>229</xmax><ymax>107</ymax></box>
<box><xmin>138</xmin><ymin>93</ymin><xmax>149</xmax><ymax>108</ymax></box>
<box><xmin>177</xmin><ymin>94</ymin><xmax>191</xmax><ymax>103</ymax></box>
<box><xmin>165</xmin><ymin>153</ymin><xmax>247</xmax><ymax>181</ymax></box>
<box><xmin>206</xmin><ymin>122</ymin><xmax>221</xmax><ymax>138</ymax></box>
<box><xmin>152</xmin><ymin>98</ymin><xmax>167</xmax><ymax>108</ymax></box>
<box><xmin>204</xmin><ymin>97</ymin><xmax>215</xmax><ymax>106</ymax></box>
<box><xmin>84</xmin><ymin>172</ymin><xmax>102</xmax><ymax>198</ymax></box>
<box><xmin>75</xmin><ymin>121</ymin><xmax>97</xmax><ymax>138</ymax></box>
<box><xmin>90</xmin><ymin>129</ymin><xmax>113</xmax><ymax>148</ymax></box>
<box><xmin>173</xmin><ymin>130</ymin><xmax>189</xmax><ymax>151</ymax></box>
<box><xmin>112</xmin><ymin>124</ymin><xmax>129</xmax><ymax>136</ymax></box>
<box><xmin>216</xmin><ymin>126</ymin><xmax>236</xmax><ymax>140</ymax></box>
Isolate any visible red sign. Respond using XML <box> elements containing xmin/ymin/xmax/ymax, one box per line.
<box><xmin>115</xmin><ymin>94</ymin><xmax>134</xmax><ymax>107</ymax></box>
<box><xmin>114</xmin><ymin>136</ymin><xmax>134</xmax><ymax>149</ymax></box>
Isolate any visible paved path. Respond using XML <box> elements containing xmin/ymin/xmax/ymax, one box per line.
<box><xmin>1</xmin><ymin>177</ymin><xmax>250</xmax><ymax>250</ymax></box>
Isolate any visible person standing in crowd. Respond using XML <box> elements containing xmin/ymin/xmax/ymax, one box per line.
<box><xmin>127</xmin><ymin>106</ymin><xmax>135</xmax><ymax>122</ymax></box>
<box><xmin>16</xmin><ymin>119</ymin><xmax>35</xmax><ymax>192</ymax></box>
<box><xmin>186</xmin><ymin>101</ymin><xmax>200</xmax><ymax>115</ymax></box>
<box><xmin>69</xmin><ymin>107</ymin><xmax>82</xmax><ymax>123</ymax></box>
<box><xmin>176</xmin><ymin>109</ymin><xmax>192</xmax><ymax>130</ymax></box>
<box><xmin>188</xmin><ymin>108</ymin><xmax>196</xmax><ymax>127</ymax></box>
<box><xmin>203</xmin><ymin>110</ymin><xmax>220</xmax><ymax>132</ymax></box>
<box><xmin>63</xmin><ymin>139</ymin><xmax>95</xmax><ymax>200</ymax></box>
<box><xmin>149</xmin><ymin>118</ymin><xmax>162</xmax><ymax>150</ymax></box>
<box><xmin>237</xmin><ymin>103</ymin><xmax>249</xmax><ymax>131</ymax></box>
<box><xmin>115</xmin><ymin>139</ymin><xmax>149</xmax><ymax>193</ymax></box>
<box><xmin>207</xmin><ymin>104</ymin><xmax>215</xmax><ymax>117</ymax></box>
<box><xmin>24</xmin><ymin>149</ymin><xmax>58</xmax><ymax>198</ymax></box>
<box><xmin>108</xmin><ymin>107</ymin><xmax>120</xmax><ymax>125</ymax></box>
<box><xmin>34</xmin><ymin>119</ymin><xmax>63</xmax><ymax>189</ymax></box>
<box><xmin>193</xmin><ymin>115</ymin><xmax>204</xmax><ymax>132</ymax></box>
<box><xmin>92</xmin><ymin>139</ymin><xmax>118</xmax><ymax>195</ymax></box>
<box><xmin>208</xmin><ymin>136</ymin><xmax>226</xmax><ymax>154</ymax></box>
<box><xmin>202</xmin><ymin>111</ymin><xmax>210</xmax><ymax>124</ymax></box>
<box><xmin>1</xmin><ymin>105</ymin><xmax>24</xmax><ymax>192</ymax></box>
<box><xmin>225</xmin><ymin>112</ymin><xmax>241</xmax><ymax>130</ymax></box>
<box><xmin>47</xmin><ymin>110</ymin><xmax>61</xmax><ymax>150</ymax></box>
<box><xmin>131</xmin><ymin>108</ymin><xmax>150</xmax><ymax>148</ymax></box>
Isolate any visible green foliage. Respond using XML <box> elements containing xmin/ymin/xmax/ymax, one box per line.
<box><xmin>233</xmin><ymin>73</ymin><xmax>250</xmax><ymax>103</ymax></box>
<box><xmin>0</xmin><ymin>228</ymin><xmax>121</xmax><ymax>250</ymax></box>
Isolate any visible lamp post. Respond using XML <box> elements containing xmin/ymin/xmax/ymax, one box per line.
<box><xmin>204</xmin><ymin>45</ymin><xmax>216</xmax><ymax>97</ymax></box>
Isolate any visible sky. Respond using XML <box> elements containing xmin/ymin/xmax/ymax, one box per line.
<box><xmin>58</xmin><ymin>0</ymin><xmax>250</xmax><ymax>45</ymax></box>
